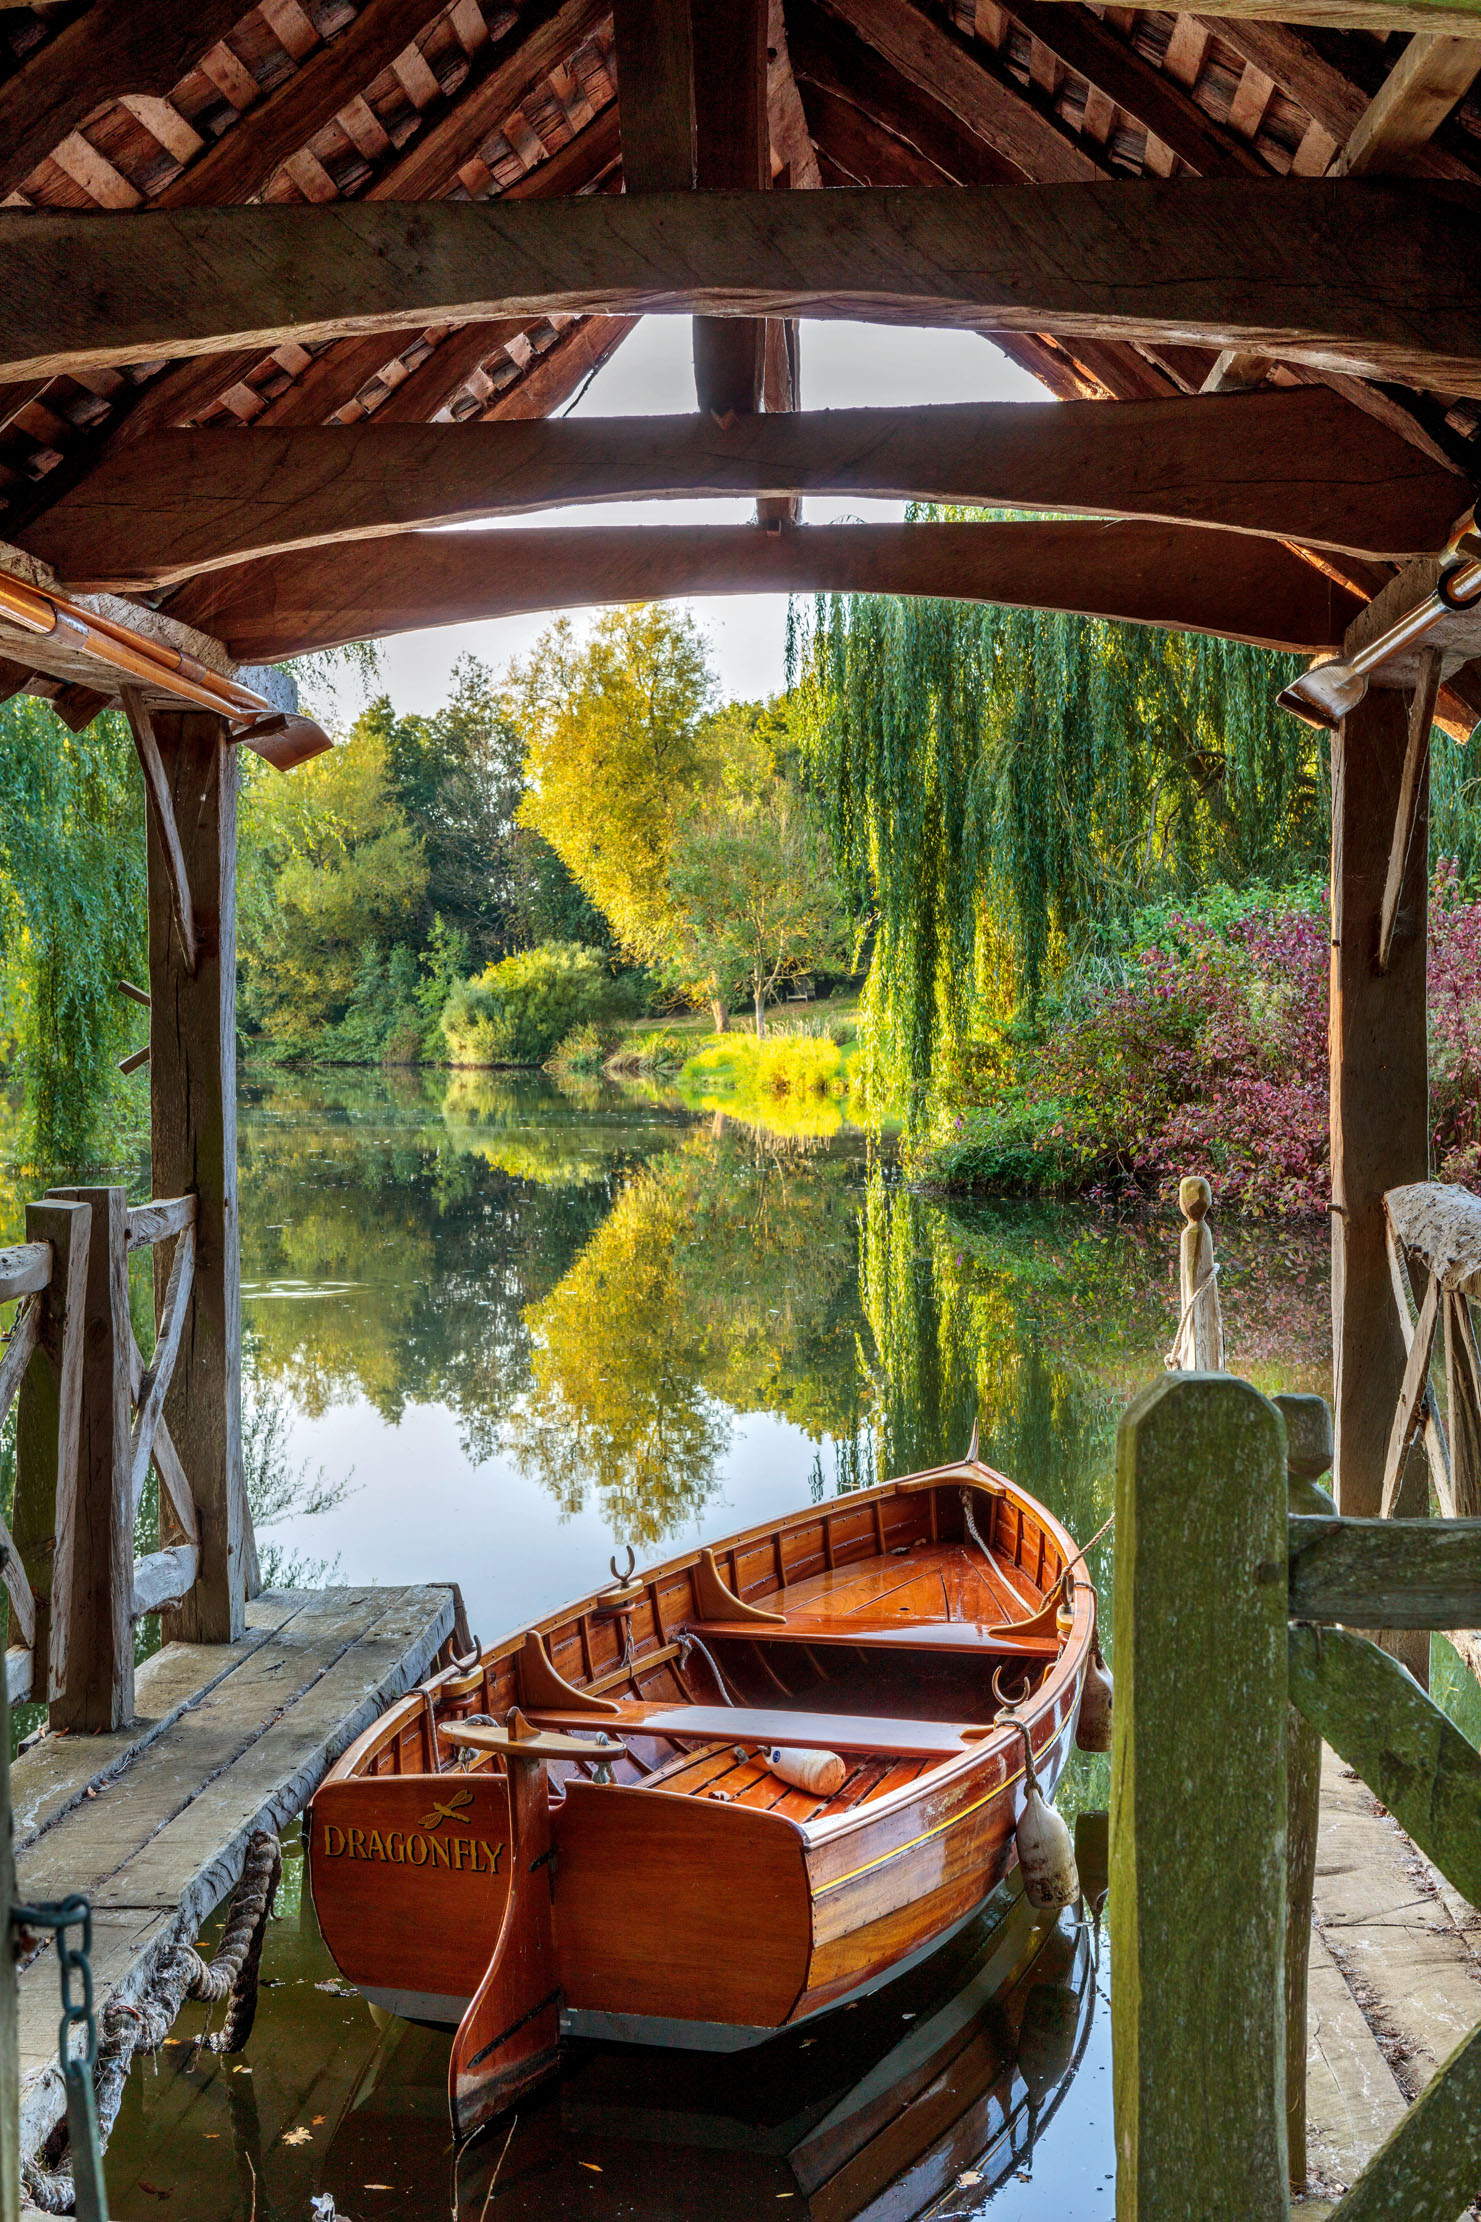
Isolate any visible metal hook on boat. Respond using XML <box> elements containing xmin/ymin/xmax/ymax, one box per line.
<box><xmin>611</xmin><ymin>1546</ymin><xmax>636</xmax><ymax>1587</ymax></box>
<box><xmin>993</xmin><ymin>1663</ymin><xmax>1033</xmax><ymax>1712</ymax></box>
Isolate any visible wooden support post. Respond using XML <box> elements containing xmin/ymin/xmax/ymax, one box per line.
<box><xmin>1111</xmin><ymin>1372</ymin><xmax>1288</xmax><ymax>2218</ymax></box>
<box><xmin>1331</xmin><ymin>684</ymin><xmax>1431</xmax><ymax>1677</ymax></box>
<box><xmin>1276</xmin><ymin>1391</ymin><xmax>1334</xmax><ymax>2198</ymax></box>
<box><xmin>0</xmin><ymin>1595</ymin><xmax>16</xmax><ymax>2222</ymax></box>
<box><xmin>691</xmin><ymin>0</ymin><xmax>768</xmax><ymax>424</ymax></box>
<box><xmin>146</xmin><ymin>712</ymin><xmax>251</xmax><ymax>1643</ymax></box>
<box><xmin>10</xmin><ymin>1197</ymin><xmax>90</xmax><ymax>1708</ymax></box>
<box><xmin>45</xmin><ymin>1188</ymin><xmax>132</xmax><ymax>1732</ymax></box>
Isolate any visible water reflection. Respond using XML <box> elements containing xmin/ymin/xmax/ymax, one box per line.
<box><xmin>105</xmin><ymin>1815</ymin><xmax>1111</xmax><ymax>2222</ymax></box>
<box><xmin>96</xmin><ymin>1067</ymin><xmax>1331</xmax><ymax>2218</ymax></box>
<box><xmin>238</xmin><ymin>1068</ymin><xmax>1329</xmax><ymax>1646</ymax></box>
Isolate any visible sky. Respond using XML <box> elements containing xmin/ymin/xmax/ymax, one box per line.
<box><xmin>345</xmin><ymin>320</ymin><xmax>1044</xmax><ymax>721</ymax></box>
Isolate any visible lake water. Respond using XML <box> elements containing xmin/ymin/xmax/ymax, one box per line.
<box><xmin>70</xmin><ymin>1067</ymin><xmax>1334</xmax><ymax>2219</ymax></box>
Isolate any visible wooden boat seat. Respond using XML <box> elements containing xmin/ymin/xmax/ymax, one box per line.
<box><xmin>525</xmin><ymin>1700</ymin><xmax>998</xmax><ymax>1762</ymax></box>
<box><xmin>687</xmin><ymin>1616</ymin><xmax>1059</xmax><ymax>1660</ymax></box>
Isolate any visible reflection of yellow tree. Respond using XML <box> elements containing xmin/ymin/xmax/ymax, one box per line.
<box><xmin>511</xmin><ymin>1129</ymin><xmax>866</xmax><ymax>1546</ymax></box>
<box><xmin>510</xmin><ymin>1166</ymin><xmax>728</xmax><ymax>1547</ymax></box>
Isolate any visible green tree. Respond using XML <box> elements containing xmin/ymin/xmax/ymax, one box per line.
<box><xmin>512</xmin><ymin>606</ymin><xmax>718</xmax><ymax>976</ymax></box>
<box><xmin>371</xmin><ymin>656</ymin><xmax>528</xmax><ymax>969</ymax></box>
<box><xmin>0</xmin><ymin>698</ymin><xmax>146</xmax><ymax>1168</ymax></box>
<box><xmin>669</xmin><ymin>770</ymin><xmax>849</xmax><ymax>1034</ymax></box>
<box><xmin>239</xmin><ymin>712</ymin><xmax>427</xmax><ymax>1046</ymax></box>
<box><xmin>794</xmin><ymin>586</ymin><xmax>1318</xmax><ymax>1120</ymax></box>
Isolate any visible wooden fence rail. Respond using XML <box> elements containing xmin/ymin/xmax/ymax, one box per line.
<box><xmin>2</xmin><ymin>1184</ymin><xmax>226</xmax><ymax>1731</ymax></box>
<box><xmin>1114</xmin><ymin>1370</ymin><xmax>1481</xmax><ymax>2221</ymax></box>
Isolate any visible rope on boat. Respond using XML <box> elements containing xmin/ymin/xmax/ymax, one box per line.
<box><xmin>22</xmin><ymin>1832</ymin><xmax>282</xmax><ymax>2214</ymax></box>
<box><xmin>677</xmin><ymin>1630</ymin><xmax>737</xmax><ymax>1705</ymax></box>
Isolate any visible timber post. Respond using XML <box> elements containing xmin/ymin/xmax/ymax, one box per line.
<box><xmin>1275</xmin><ymin>1391</ymin><xmax>1335</xmax><ymax>2197</ymax></box>
<box><xmin>146</xmin><ymin>711</ymin><xmax>251</xmax><ymax>1644</ymax></box>
<box><xmin>10</xmin><ymin>1197</ymin><xmax>90</xmax><ymax>1707</ymax></box>
<box><xmin>1110</xmin><ymin>1371</ymin><xmax>1289</xmax><ymax>2218</ymax></box>
<box><xmin>1330</xmin><ymin>683</ymin><xmax>1431</xmax><ymax>1680</ymax></box>
<box><xmin>0</xmin><ymin>1606</ymin><xmax>16</xmax><ymax>2222</ymax></box>
<box><xmin>45</xmin><ymin>1188</ymin><xmax>133</xmax><ymax>1732</ymax></box>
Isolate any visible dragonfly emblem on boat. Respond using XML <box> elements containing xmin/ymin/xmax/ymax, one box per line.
<box><xmin>422</xmin><ymin>1785</ymin><xmax>476</xmax><ymax>1831</ymax></box>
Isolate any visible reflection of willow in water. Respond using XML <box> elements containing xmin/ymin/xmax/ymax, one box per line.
<box><xmin>855</xmin><ymin>1178</ymin><xmax>1331</xmax><ymax>1811</ymax></box>
<box><xmin>509</xmin><ymin>1128</ymin><xmax>866</xmax><ymax>1546</ymax></box>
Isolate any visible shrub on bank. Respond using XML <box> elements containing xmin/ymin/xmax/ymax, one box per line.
<box><xmin>918</xmin><ymin>873</ymin><xmax>1481</xmax><ymax>1215</ymax></box>
<box><xmin>443</xmin><ymin>942</ymin><xmax>614</xmax><ymax>1066</ymax></box>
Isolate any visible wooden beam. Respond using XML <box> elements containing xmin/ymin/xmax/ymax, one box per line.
<box><xmin>0</xmin><ymin>0</ymin><xmax>249</xmax><ymax>202</ymax></box>
<box><xmin>5</xmin><ymin>184</ymin><xmax>1479</xmax><ymax>392</ymax></box>
<box><xmin>11</xmin><ymin>1199</ymin><xmax>89</xmax><ymax>1715</ymax></box>
<box><xmin>815</xmin><ymin>0</ymin><xmax>1105</xmax><ymax>182</ymax></box>
<box><xmin>1331</xmin><ymin>686</ymin><xmax>1432</xmax><ymax>1524</ymax></box>
<box><xmin>767</xmin><ymin>0</ymin><xmax>823</xmax><ymax>187</ymax></box>
<box><xmin>122</xmin><ymin>688</ymin><xmax>198</xmax><ymax>973</ymax></box>
<box><xmin>612</xmin><ymin>0</ymin><xmax>695</xmax><ymax>190</ymax></box>
<box><xmin>1377</xmin><ymin>645</ymin><xmax>1442</xmax><ymax>973</ymax></box>
<box><xmin>32</xmin><ymin>390</ymin><xmax>1466</xmax><ymax>591</ymax></box>
<box><xmin>1289</xmin><ymin>1513</ymin><xmax>1481</xmax><ymax>1626</ymax></box>
<box><xmin>1335</xmin><ymin>33</ymin><xmax>1481</xmax><ymax>176</ymax></box>
<box><xmin>1068</xmin><ymin>2</ymin><xmax>1481</xmax><ymax>37</ymax></box>
<box><xmin>691</xmin><ymin>0</ymin><xmax>769</xmax><ymax>423</ymax></box>
<box><xmin>45</xmin><ymin>1188</ymin><xmax>134</xmax><ymax>1732</ymax></box>
<box><xmin>788</xmin><ymin>0</ymin><xmax>1022</xmax><ymax>184</ymax></box>
<box><xmin>146</xmin><ymin>715</ymin><xmax>251</xmax><ymax>1645</ymax></box>
<box><xmin>164</xmin><ymin>518</ymin><xmax>1366</xmax><ymax>663</ymax></box>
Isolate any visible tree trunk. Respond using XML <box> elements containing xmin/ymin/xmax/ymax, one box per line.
<box><xmin>754</xmin><ymin>989</ymin><xmax>766</xmax><ymax>1038</ymax></box>
<box><xmin>710</xmin><ymin>999</ymin><xmax>728</xmax><ymax>1032</ymax></box>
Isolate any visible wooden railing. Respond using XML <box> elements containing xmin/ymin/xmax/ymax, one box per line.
<box><xmin>1113</xmin><ymin>1370</ymin><xmax>1481</xmax><ymax>2220</ymax></box>
<box><xmin>2</xmin><ymin>1184</ymin><xmax>220</xmax><ymax>1731</ymax></box>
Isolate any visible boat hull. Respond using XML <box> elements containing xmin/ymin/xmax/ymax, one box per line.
<box><xmin>307</xmin><ymin>1462</ymin><xmax>1095</xmax><ymax>2110</ymax></box>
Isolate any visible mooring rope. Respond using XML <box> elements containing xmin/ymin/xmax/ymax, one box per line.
<box><xmin>23</xmin><ymin>1831</ymin><xmax>282</xmax><ymax>2215</ymax></box>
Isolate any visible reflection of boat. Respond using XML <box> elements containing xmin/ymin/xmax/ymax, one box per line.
<box><xmin>308</xmin><ymin>1452</ymin><xmax>1096</xmax><ymax>2138</ymax></box>
<box><xmin>321</xmin><ymin>1842</ymin><xmax>1104</xmax><ymax>2222</ymax></box>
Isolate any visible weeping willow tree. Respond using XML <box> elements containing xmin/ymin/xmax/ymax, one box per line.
<box><xmin>792</xmin><ymin>587</ymin><xmax>1320</xmax><ymax>1121</ymax></box>
<box><xmin>0</xmin><ymin>697</ymin><xmax>147</xmax><ymax>1170</ymax></box>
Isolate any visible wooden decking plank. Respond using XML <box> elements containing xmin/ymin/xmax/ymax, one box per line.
<box><xmin>15</xmin><ymin>1582</ymin><xmax>452</xmax><ymax>2167</ymax></box>
<box><xmin>87</xmin><ymin>1588</ymin><xmax>454</xmax><ymax>1917</ymax></box>
<box><xmin>9</xmin><ymin>1589</ymin><xmax>309</xmax><ymax>1851</ymax></box>
<box><xmin>15</xmin><ymin>1588</ymin><xmax>415</xmax><ymax>1902</ymax></box>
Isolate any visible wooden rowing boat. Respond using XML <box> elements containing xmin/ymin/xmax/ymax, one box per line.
<box><xmin>307</xmin><ymin>1448</ymin><xmax>1100</xmax><ymax>2139</ymax></box>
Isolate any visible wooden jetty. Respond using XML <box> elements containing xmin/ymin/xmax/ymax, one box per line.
<box><xmin>8</xmin><ymin>1584</ymin><xmax>453</xmax><ymax>2167</ymax></box>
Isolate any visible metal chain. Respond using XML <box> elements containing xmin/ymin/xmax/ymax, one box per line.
<box><xmin>13</xmin><ymin>1895</ymin><xmax>98</xmax><ymax>2074</ymax></box>
<box><xmin>11</xmin><ymin>1895</ymin><xmax>110</xmax><ymax>2221</ymax></box>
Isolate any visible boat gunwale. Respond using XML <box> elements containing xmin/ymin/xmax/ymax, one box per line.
<box><xmin>323</xmin><ymin>1461</ymin><xmax>1095</xmax><ymax>1840</ymax></box>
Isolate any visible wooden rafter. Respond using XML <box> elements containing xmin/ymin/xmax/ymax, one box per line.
<box><xmin>1074</xmin><ymin>2</ymin><xmax>1481</xmax><ymax>36</ymax></box>
<box><xmin>814</xmin><ymin>0</ymin><xmax>1106</xmax><ymax>181</ymax></box>
<box><xmin>28</xmin><ymin>390</ymin><xmax>1465</xmax><ymax>592</ymax></box>
<box><xmin>152</xmin><ymin>0</ymin><xmax>464</xmax><ymax>208</ymax></box>
<box><xmin>165</xmin><ymin>518</ymin><xmax>1366</xmax><ymax>663</ymax></box>
<box><xmin>995</xmin><ymin>0</ymin><xmax>1272</xmax><ymax>177</ymax></box>
<box><xmin>0</xmin><ymin>0</ymin><xmax>250</xmax><ymax>203</ymax></box>
<box><xmin>4</xmin><ymin>183</ymin><xmax>1480</xmax><ymax>392</ymax></box>
<box><xmin>1334</xmin><ymin>32</ymin><xmax>1481</xmax><ymax>176</ymax></box>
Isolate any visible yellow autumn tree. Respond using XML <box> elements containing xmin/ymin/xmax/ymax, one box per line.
<box><xmin>510</xmin><ymin>604</ymin><xmax>719</xmax><ymax>982</ymax></box>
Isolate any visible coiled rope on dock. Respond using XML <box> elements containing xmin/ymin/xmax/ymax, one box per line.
<box><xmin>22</xmin><ymin>1831</ymin><xmax>282</xmax><ymax>2216</ymax></box>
